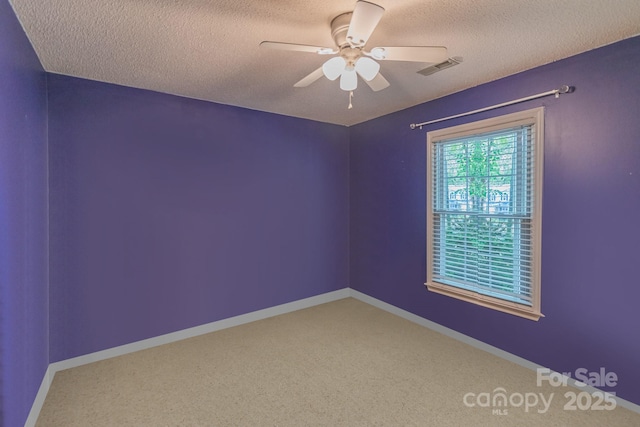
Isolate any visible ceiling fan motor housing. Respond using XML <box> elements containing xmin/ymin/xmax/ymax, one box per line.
<box><xmin>331</xmin><ymin>13</ymin><xmax>353</xmax><ymax>49</ymax></box>
<box><xmin>332</xmin><ymin>13</ymin><xmax>365</xmax><ymax>66</ymax></box>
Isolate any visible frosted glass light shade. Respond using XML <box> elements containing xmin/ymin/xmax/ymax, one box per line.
<box><xmin>340</xmin><ymin>69</ymin><xmax>358</xmax><ymax>91</ymax></box>
<box><xmin>322</xmin><ymin>57</ymin><xmax>346</xmax><ymax>81</ymax></box>
<box><xmin>355</xmin><ymin>57</ymin><xmax>380</xmax><ymax>81</ymax></box>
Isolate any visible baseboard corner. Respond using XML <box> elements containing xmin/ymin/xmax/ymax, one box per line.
<box><xmin>24</xmin><ymin>365</ymin><xmax>54</xmax><ymax>427</ymax></box>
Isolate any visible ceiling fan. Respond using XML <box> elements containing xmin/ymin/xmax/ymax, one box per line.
<box><xmin>260</xmin><ymin>1</ymin><xmax>448</xmax><ymax>100</ymax></box>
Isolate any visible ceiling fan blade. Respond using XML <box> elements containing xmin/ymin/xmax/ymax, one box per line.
<box><xmin>346</xmin><ymin>1</ymin><xmax>385</xmax><ymax>47</ymax></box>
<box><xmin>364</xmin><ymin>72</ymin><xmax>389</xmax><ymax>92</ymax></box>
<box><xmin>260</xmin><ymin>41</ymin><xmax>336</xmax><ymax>54</ymax></box>
<box><xmin>370</xmin><ymin>46</ymin><xmax>448</xmax><ymax>63</ymax></box>
<box><xmin>294</xmin><ymin>67</ymin><xmax>325</xmax><ymax>88</ymax></box>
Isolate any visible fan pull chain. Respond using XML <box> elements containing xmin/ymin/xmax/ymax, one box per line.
<box><xmin>348</xmin><ymin>91</ymin><xmax>354</xmax><ymax>109</ymax></box>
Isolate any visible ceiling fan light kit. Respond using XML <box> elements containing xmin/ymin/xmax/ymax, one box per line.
<box><xmin>260</xmin><ymin>0</ymin><xmax>452</xmax><ymax>108</ymax></box>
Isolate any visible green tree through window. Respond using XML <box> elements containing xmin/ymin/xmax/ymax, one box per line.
<box><xmin>442</xmin><ymin>136</ymin><xmax>517</xmax><ymax>294</ymax></box>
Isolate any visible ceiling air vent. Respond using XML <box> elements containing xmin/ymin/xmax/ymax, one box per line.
<box><xmin>417</xmin><ymin>56</ymin><xmax>463</xmax><ymax>76</ymax></box>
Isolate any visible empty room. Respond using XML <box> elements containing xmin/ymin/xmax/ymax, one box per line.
<box><xmin>2</xmin><ymin>0</ymin><xmax>640</xmax><ymax>425</ymax></box>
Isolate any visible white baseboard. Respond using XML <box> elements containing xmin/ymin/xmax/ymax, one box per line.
<box><xmin>24</xmin><ymin>365</ymin><xmax>54</xmax><ymax>427</ymax></box>
<box><xmin>348</xmin><ymin>289</ymin><xmax>640</xmax><ymax>415</ymax></box>
<box><xmin>25</xmin><ymin>287</ymin><xmax>639</xmax><ymax>425</ymax></box>
<box><xmin>25</xmin><ymin>288</ymin><xmax>350</xmax><ymax>426</ymax></box>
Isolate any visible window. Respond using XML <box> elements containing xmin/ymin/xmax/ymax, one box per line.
<box><xmin>426</xmin><ymin>108</ymin><xmax>544</xmax><ymax>320</ymax></box>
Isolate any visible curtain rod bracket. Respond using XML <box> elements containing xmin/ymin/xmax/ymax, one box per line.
<box><xmin>555</xmin><ymin>85</ymin><xmax>573</xmax><ymax>98</ymax></box>
<box><xmin>409</xmin><ymin>85</ymin><xmax>574</xmax><ymax>130</ymax></box>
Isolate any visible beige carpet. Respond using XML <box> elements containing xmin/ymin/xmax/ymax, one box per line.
<box><xmin>36</xmin><ymin>298</ymin><xmax>639</xmax><ymax>426</ymax></box>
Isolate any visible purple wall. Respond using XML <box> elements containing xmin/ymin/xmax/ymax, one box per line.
<box><xmin>0</xmin><ymin>1</ymin><xmax>49</xmax><ymax>425</ymax></box>
<box><xmin>48</xmin><ymin>75</ymin><xmax>349</xmax><ymax>362</ymax></box>
<box><xmin>3</xmin><ymin>2</ymin><xmax>638</xmax><ymax>419</ymax></box>
<box><xmin>350</xmin><ymin>36</ymin><xmax>640</xmax><ymax>405</ymax></box>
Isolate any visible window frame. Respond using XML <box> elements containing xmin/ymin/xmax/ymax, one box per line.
<box><xmin>425</xmin><ymin>107</ymin><xmax>544</xmax><ymax>321</ymax></box>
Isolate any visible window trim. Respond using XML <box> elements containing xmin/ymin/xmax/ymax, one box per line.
<box><xmin>425</xmin><ymin>107</ymin><xmax>544</xmax><ymax>321</ymax></box>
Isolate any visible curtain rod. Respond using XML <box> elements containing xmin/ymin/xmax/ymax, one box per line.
<box><xmin>409</xmin><ymin>85</ymin><xmax>574</xmax><ymax>130</ymax></box>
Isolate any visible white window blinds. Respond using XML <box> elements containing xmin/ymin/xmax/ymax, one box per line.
<box><xmin>426</xmin><ymin>108</ymin><xmax>543</xmax><ymax>320</ymax></box>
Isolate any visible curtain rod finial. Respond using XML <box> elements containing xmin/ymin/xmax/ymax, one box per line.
<box><xmin>555</xmin><ymin>85</ymin><xmax>574</xmax><ymax>98</ymax></box>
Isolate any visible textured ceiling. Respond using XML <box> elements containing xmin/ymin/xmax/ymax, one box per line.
<box><xmin>9</xmin><ymin>0</ymin><xmax>640</xmax><ymax>126</ymax></box>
